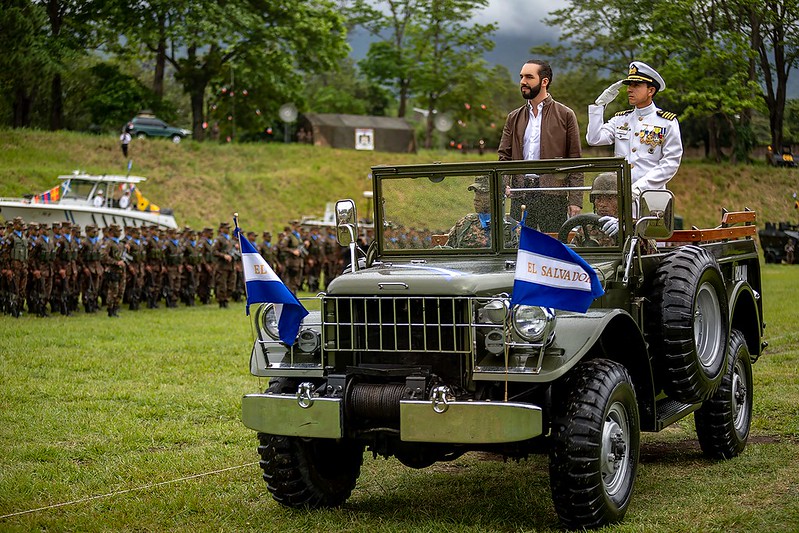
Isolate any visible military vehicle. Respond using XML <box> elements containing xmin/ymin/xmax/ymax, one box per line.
<box><xmin>240</xmin><ymin>157</ymin><xmax>765</xmax><ymax>529</ymax></box>
<box><xmin>759</xmin><ymin>221</ymin><xmax>799</xmax><ymax>264</ymax></box>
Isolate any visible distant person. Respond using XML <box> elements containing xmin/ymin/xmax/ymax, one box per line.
<box><xmin>498</xmin><ymin>59</ymin><xmax>583</xmax><ymax>231</ymax></box>
<box><xmin>586</xmin><ymin>61</ymin><xmax>683</xmax><ymax>207</ymax></box>
<box><xmin>120</xmin><ymin>128</ymin><xmax>131</xmax><ymax>158</ymax></box>
<box><xmin>92</xmin><ymin>190</ymin><xmax>104</xmax><ymax>208</ymax></box>
<box><xmin>119</xmin><ymin>190</ymin><xmax>132</xmax><ymax>210</ymax></box>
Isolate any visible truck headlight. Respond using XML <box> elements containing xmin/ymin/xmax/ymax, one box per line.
<box><xmin>259</xmin><ymin>304</ymin><xmax>281</xmax><ymax>340</ymax></box>
<box><xmin>512</xmin><ymin>305</ymin><xmax>555</xmax><ymax>342</ymax></box>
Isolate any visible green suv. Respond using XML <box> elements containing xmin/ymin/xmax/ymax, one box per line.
<box><xmin>240</xmin><ymin>157</ymin><xmax>765</xmax><ymax>529</ymax></box>
<box><xmin>127</xmin><ymin>115</ymin><xmax>190</xmax><ymax>143</ymax></box>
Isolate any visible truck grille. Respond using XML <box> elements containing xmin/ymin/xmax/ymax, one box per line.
<box><xmin>322</xmin><ymin>296</ymin><xmax>472</xmax><ymax>353</ymax></box>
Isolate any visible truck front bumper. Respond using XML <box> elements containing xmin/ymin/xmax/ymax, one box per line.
<box><xmin>241</xmin><ymin>393</ymin><xmax>543</xmax><ymax>443</ymax></box>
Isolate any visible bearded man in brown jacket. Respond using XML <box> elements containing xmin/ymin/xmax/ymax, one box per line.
<box><xmin>498</xmin><ymin>59</ymin><xmax>583</xmax><ymax>232</ymax></box>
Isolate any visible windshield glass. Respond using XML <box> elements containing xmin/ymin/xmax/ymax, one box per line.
<box><xmin>62</xmin><ymin>180</ymin><xmax>94</xmax><ymax>200</ymax></box>
<box><xmin>378</xmin><ymin>168</ymin><xmax>621</xmax><ymax>253</ymax></box>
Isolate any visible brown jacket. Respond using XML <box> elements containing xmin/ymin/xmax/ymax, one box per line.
<box><xmin>498</xmin><ymin>95</ymin><xmax>583</xmax><ymax>207</ymax></box>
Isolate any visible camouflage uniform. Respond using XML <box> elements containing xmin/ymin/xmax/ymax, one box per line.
<box><xmin>5</xmin><ymin>218</ymin><xmax>29</xmax><ymax>317</ymax></box>
<box><xmin>258</xmin><ymin>232</ymin><xmax>277</xmax><ymax>268</ymax></box>
<box><xmin>212</xmin><ymin>222</ymin><xmax>235</xmax><ymax>307</ymax></box>
<box><xmin>125</xmin><ymin>227</ymin><xmax>146</xmax><ymax>310</ymax></box>
<box><xmin>181</xmin><ymin>230</ymin><xmax>201</xmax><ymax>306</ymax></box>
<box><xmin>278</xmin><ymin>224</ymin><xmax>304</xmax><ymax>294</ymax></box>
<box><xmin>100</xmin><ymin>224</ymin><xmax>126</xmax><ymax>317</ymax></box>
<box><xmin>163</xmin><ymin>228</ymin><xmax>183</xmax><ymax>307</ymax></box>
<box><xmin>51</xmin><ymin>224</ymin><xmax>71</xmax><ymax>315</ymax></box>
<box><xmin>79</xmin><ymin>225</ymin><xmax>103</xmax><ymax>312</ymax></box>
<box><xmin>144</xmin><ymin>226</ymin><xmax>165</xmax><ymax>308</ymax></box>
<box><xmin>322</xmin><ymin>229</ymin><xmax>338</xmax><ymax>287</ymax></box>
<box><xmin>197</xmin><ymin>228</ymin><xmax>215</xmax><ymax>304</ymax></box>
<box><xmin>29</xmin><ymin>223</ymin><xmax>56</xmax><ymax>316</ymax></box>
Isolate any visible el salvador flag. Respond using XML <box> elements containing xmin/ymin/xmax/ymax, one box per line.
<box><xmin>235</xmin><ymin>227</ymin><xmax>309</xmax><ymax>345</ymax></box>
<box><xmin>510</xmin><ymin>226</ymin><xmax>604</xmax><ymax>313</ymax></box>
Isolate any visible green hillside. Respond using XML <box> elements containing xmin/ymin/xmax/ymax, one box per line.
<box><xmin>1</xmin><ymin>129</ymin><xmax>798</xmax><ymax>233</ymax></box>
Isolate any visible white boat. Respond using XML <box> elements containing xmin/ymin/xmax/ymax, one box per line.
<box><xmin>0</xmin><ymin>172</ymin><xmax>178</xmax><ymax>230</ymax></box>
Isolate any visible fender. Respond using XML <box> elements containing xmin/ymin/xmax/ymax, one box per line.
<box><xmin>727</xmin><ymin>280</ymin><xmax>764</xmax><ymax>361</ymax></box>
<box><xmin>548</xmin><ymin>308</ymin><xmax>657</xmax><ymax>430</ymax></box>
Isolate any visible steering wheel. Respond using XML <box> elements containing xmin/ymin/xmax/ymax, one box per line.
<box><xmin>557</xmin><ymin>213</ymin><xmax>603</xmax><ymax>246</ymax></box>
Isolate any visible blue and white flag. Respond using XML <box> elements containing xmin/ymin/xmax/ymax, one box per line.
<box><xmin>510</xmin><ymin>226</ymin><xmax>604</xmax><ymax>313</ymax></box>
<box><xmin>235</xmin><ymin>228</ymin><xmax>308</xmax><ymax>345</ymax></box>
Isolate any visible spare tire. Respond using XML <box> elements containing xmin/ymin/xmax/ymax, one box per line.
<box><xmin>647</xmin><ymin>245</ymin><xmax>729</xmax><ymax>403</ymax></box>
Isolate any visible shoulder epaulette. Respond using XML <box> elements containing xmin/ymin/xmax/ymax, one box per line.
<box><xmin>614</xmin><ymin>109</ymin><xmax>634</xmax><ymax>117</ymax></box>
<box><xmin>657</xmin><ymin>110</ymin><xmax>678</xmax><ymax>121</ymax></box>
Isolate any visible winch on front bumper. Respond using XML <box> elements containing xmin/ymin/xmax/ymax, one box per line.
<box><xmin>241</xmin><ymin>382</ymin><xmax>543</xmax><ymax>443</ymax></box>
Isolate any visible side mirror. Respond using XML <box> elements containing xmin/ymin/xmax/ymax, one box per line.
<box><xmin>636</xmin><ymin>189</ymin><xmax>674</xmax><ymax>240</ymax></box>
<box><xmin>335</xmin><ymin>199</ymin><xmax>357</xmax><ymax>246</ymax></box>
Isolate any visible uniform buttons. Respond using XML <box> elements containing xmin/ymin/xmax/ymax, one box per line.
<box><xmin>632</xmin><ymin>148</ymin><xmax>637</xmax><ymax>152</ymax></box>
<box><xmin>638</xmin><ymin>116</ymin><xmax>643</xmax><ymax>121</ymax></box>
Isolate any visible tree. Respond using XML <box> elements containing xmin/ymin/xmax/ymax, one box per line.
<box><xmin>0</xmin><ymin>1</ymin><xmax>52</xmax><ymax>127</ymax></box>
<box><xmin>349</xmin><ymin>0</ymin><xmax>420</xmax><ymax>117</ymax></box>
<box><xmin>113</xmin><ymin>0</ymin><xmax>349</xmax><ymax>140</ymax></box>
<box><xmin>649</xmin><ymin>0</ymin><xmax>762</xmax><ymax>162</ymax></box>
<box><xmin>719</xmin><ymin>0</ymin><xmax>799</xmax><ymax>151</ymax></box>
<box><xmin>38</xmin><ymin>0</ymin><xmax>100</xmax><ymax>130</ymax></box>
<box><xmin>407</xmin><ymin>0</ymin><xmax>496</xmax><ymax>148</ymax></box>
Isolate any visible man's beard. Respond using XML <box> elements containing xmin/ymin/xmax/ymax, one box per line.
<box><xmin>522</xmin><ymin>81</ymin><xmax>542</xmax><ymax>100</ymax></box>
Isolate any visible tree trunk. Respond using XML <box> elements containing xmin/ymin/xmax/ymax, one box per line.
<box><xmin>153</xmin><ymin>13</ymin><xmax>167</xmax><ymax>99</ymax></box>
<box><xmin>398</xmin><ymin>78</ymin><xmax>410</xmax><ymax>118</ymax></box>
<box><xmin>424</xmin><ymin>101</ymin><xmax>435</xmax><ymax>148</ymax></box>
<box><xmin>190</xmin><ymin>88</ymin><xmax>205</xmax><ymax>141</ymax></box>
<box><xmin>50</xmin><ymin>73</ymin><xmax>63</xmax><ymax>131</ymax></box>
<box><xmin>12</xmin><ymin>86</ymin><xmax>33</xmax><ymax>128</ymax></box>
<box><xmin>707</xmin><ymin>115</ymin><xmax>721</xmax><ymax>163</ymax></box>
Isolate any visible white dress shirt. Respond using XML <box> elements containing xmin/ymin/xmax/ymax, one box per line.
<box><xmin>523</xmin><ymin>101</ymin><xmax>544</xmax><ymax>161</ymax></box>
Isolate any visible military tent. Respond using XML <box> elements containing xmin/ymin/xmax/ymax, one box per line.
<box><xmin>298</xmin><ymin>113</ymin><xmax>416</xmax><ymax>153</ymax></box>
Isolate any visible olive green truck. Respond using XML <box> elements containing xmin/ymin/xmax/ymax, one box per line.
<box><xmin>241</xmin><ymin>157</ymin><xmax>765</xmax><ymax>529</ymax></box>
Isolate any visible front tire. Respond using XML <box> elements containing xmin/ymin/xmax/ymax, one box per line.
<box><xmin>695</xmin><ymin>329</ymin><xmax>753</xmax><ymax>459</ymax></box>
<box><xmin>257</xmin><ymin>434</ymin><xmax>364</xmax><ymax>508</ymax></box>
<box><xmin>171</xmin><ymin>134</ymin><xmax>183</xmax><ymax>144</ymax></box>
<box><xmin>255</xmin><ymin>377</ymin><xmax>363</xmax><ymax>508</ymax></box>
<box><xmin>549</xmin><ymin>359</ymin><xmax>640</xmax><ymax>529</ymax></box>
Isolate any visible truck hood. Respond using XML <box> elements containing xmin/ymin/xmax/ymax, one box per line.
<box><xmin>326</xmin><ymin>257</ymin><xmax>619</xmax><ymax>297</ymax></box>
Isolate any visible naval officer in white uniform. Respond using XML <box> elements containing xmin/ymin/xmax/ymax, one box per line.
<box><xmin>586</xmin><ymin>61</ymin><xmax>683</xmax><ymax>203</ymax></box>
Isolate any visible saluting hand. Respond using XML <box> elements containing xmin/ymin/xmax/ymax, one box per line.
<box><xmin>595</xmin><ymin>80</ymin><xmax>624</xmax><ymax>106</ymax></box>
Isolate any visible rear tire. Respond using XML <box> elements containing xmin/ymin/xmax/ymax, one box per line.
<box><xmin>550</xmin><ymin>359</ymin><xmax>640</xmax><ymax>529</ymax></box>
<box><xmin>695</xmin><ymin>329</ymin><xmax>753</xmax><ymax>459</ymax></box>
<box><xmin>647</xmin><ymin>245</ymin><xmax>729</xmax><ymax>403</ymax></box>
<box><xmin>136</xmin><ymin>132</ymin><xmax>147</xmax><ymax>139</ymax></box>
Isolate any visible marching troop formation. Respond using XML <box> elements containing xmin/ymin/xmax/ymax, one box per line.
<box><xmin>0</xmin><ymin>217</ymin><xmax>348</xmax><ymax>318</ymax></box>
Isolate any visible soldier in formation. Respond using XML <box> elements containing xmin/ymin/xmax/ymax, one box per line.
<box><xmin>0</xmin><ymin>215</ymin><xmax>364</xmax><ymax>317</ymax></box>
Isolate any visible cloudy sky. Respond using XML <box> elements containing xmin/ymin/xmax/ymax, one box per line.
<box><xmin>349</xmin><ymin>0</ymin><xmax>566</xmax><ymax>75</ymax></box>
<box><xmin>472</xmin><ymin>0</ymin><xmax>565</xmax><ymax>72</ymax></box>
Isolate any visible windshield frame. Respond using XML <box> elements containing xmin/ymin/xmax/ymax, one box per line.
<box><xmin>372</xmin><ymin>157</ymin><xmax>632</xmax><ymax>257</ymax></box>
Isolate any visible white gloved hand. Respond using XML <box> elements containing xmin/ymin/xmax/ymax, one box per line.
<box><xmin>598</xmin><ymin>216</ymin><xmax>619</xmax><ymax>238</ymax></box>
<box><xmin>594</xmin><ymin>80</ymin><xmax>624</xmax><ymax>106</ymax></box>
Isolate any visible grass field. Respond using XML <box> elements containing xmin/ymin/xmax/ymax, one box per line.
<box><xmin>0</xmin><ymin>265</ymin><xmax>797</xmax><ymax>532</ymax></box>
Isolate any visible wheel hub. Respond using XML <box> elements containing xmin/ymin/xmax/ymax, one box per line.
<box><xmin>601</xmin><ymin>404</ymin><xmax>630</xmax><ymax>496</ymax></box>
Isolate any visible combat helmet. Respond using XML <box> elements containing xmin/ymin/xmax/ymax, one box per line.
<box><xmin>590</xmin><ymin>172</ymin><xmax>618</xmax><ymax>203</ymax></box>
